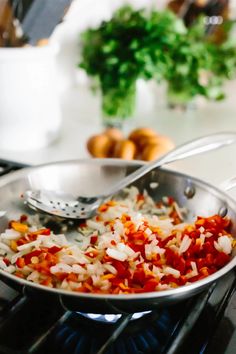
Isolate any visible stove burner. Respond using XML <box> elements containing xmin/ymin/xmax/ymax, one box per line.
<box><xmin>51</xmin><ymin>309</ymin><xmax>175</xmax><ymax>354</ymax></box>
<box><xmin>78</xmin><ymin>310</ymin><xmax>151</xmax><ymax>323</ymax></box>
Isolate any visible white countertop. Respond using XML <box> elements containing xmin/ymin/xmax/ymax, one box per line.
<box><xmin>0</xmin><ymin>79</ymin><xmax>236</xmax><ymax>194</ymax></box>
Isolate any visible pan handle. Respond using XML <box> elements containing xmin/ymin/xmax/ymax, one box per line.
<box><xmin>220</xmin><ymin>177</ymin><xmax>236</xmax><ymax>192</ymax></box>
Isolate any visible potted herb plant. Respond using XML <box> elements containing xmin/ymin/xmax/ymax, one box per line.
<box><xmin>78</xmin><ymin>6</ymin><xmax>236</xmax><ymax>125</ymax></box>
<box><xmin>164</xmin><ymin>17</ymin><xmax>236</xmax><ymax>108</ymax></box>
<box><xmin>78</xmin><ymin>7</ymin><xmax>187</xmax><ymax>126</ymax></box>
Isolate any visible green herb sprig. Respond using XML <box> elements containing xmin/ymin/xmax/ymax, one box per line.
<box><xmin>79</xmin><ymin>6</ymin><xmax>236</xmax><ymax>119</ymax></box>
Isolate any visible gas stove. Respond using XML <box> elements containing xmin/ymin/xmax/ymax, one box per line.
<box><xmin>0</xmin><ymin>158</ymin><xmax>235</xmax><ymax>354</ymax></box>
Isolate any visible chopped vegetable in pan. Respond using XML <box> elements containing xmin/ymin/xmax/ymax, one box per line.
<box><xmin>0</xmin><ymin>187</ymin><xmax>234</xmax><ymax>294</ymax></box>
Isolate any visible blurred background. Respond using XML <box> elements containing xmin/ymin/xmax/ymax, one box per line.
<box><xmin>0</xmin><ymin>0</ymin><xmax>236</xmax><ymax>184</ymax></box>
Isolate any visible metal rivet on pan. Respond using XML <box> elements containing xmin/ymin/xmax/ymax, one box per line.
<box><xmin>218</xmin><ymin>206</ymin><xmax>228</xmax><ymax>217</ymax></box>
<box><xmin>184</xmin><ymin>185</ymin><xmax>195</xmax><ymax>199</ymax></box>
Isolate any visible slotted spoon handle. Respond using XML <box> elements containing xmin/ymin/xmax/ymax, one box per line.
<box><xmin>106</xmin><ymin>132</ymin><xmax>236</xmax><ymax>197</ymax></box>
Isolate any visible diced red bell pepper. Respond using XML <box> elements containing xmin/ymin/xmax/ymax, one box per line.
<box><xmin>32</xmin><ymin>260</ymin><xmax>51</xmax><ymax>275</ymax></box>
<box><xmin>143</xmin><ymin>278</ymin><xmax>159</xmax><ymax>292</ymax></box>
<box><xmin>20</xmin><ymin>214</ymin><xmax>28</xmax><ymax>222</ymax></box>
<box><xmin>16</xmin><ymin>257</ymin><xmax>25</xmax><ymax>268</ymax></box>
<box><xmin>54</xmin><ymin>272</ymin><xmax>68</xmax><ymax>281</ymax></box>
<box><xmin>202</xmin><ymin>241</ymin><xmax>216</xmax><ymax>254</ymax></box>
<box><xmin>132</xmin><ymin>269</ymin><xmax>146</xmax><ymax>286</ymax></box>
<box><xmin>112</xmin><ymin>260</ymin><xmax>130</xmax><ymax>278</ymax></box>
<box><xmin>90</xmin><ymin>235</ymin><xmax>98</xmax><ymax>244</ymax></box>
<box><xmin>137</xmin><ymin>194</ymin><xmax>144</xmax><ymax>202</ymax></box>
<box><xmin>178</xmin><ymin>275</ymin><xmax>187</xmax><ymax>285</ymax></box>
<box><xmin>24</xmin><ymin>250</ymin><xmax>42</xmax><ymax>265</ymax></box>
<box><xmin>161</xmin><ymin>274</ymin><xmax>178</xmax><ymax>284</ymax></box>
<box><xmin>3</xmin><ymin>258</ymin><xmax>10</xmax><ymax>266</ymax></box>
<box><xmin>67</xmin><ymin>273</ymin><xmax>78</xmax><ymax>282</ymax></box>
<box><xmin>33</xmin><ymin>228</ymin><xmax>51</xmax><ymax>236</ymax></box>
<box><xmin>214</xmin><ymin>252</ymin><xmax>230</xmax><ymax>268</ymax></box>
<box><xmin>48</xmin><ymin>246</ymin><xmax>62</xmax><ymax>254</ymax></box>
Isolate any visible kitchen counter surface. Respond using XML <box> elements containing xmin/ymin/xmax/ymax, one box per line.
<box><xmin>0</xmin><ymin>78</ymin><xmax>236</xmax><ymax>195</ymax></box>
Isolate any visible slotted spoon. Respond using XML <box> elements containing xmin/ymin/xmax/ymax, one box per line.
<box><xmin>25</xmin><ymin>132</ymin><xmax>236</xmax><ymax>219</ymax></box>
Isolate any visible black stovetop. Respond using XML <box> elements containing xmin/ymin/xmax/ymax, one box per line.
<box><xmin>0</xmin><ymin>158</ymin><xmax>235</xmax><ymax>354</ymax></box>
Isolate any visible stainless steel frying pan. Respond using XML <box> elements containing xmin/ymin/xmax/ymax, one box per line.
<box><xmin>0</xmin><ymin>159</ymin><xmax>236</xmax><ymax>314</ymax></box>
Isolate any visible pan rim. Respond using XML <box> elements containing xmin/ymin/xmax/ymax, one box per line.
<box><xmin>0</xmin><ymin>157</ymin><xmax>236</xmax><ymax>301</ymax></box>
<box><xmin>1</xmin><ymin>257</ymin><xmax>236</xmax><ymax>300</ymax></box>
